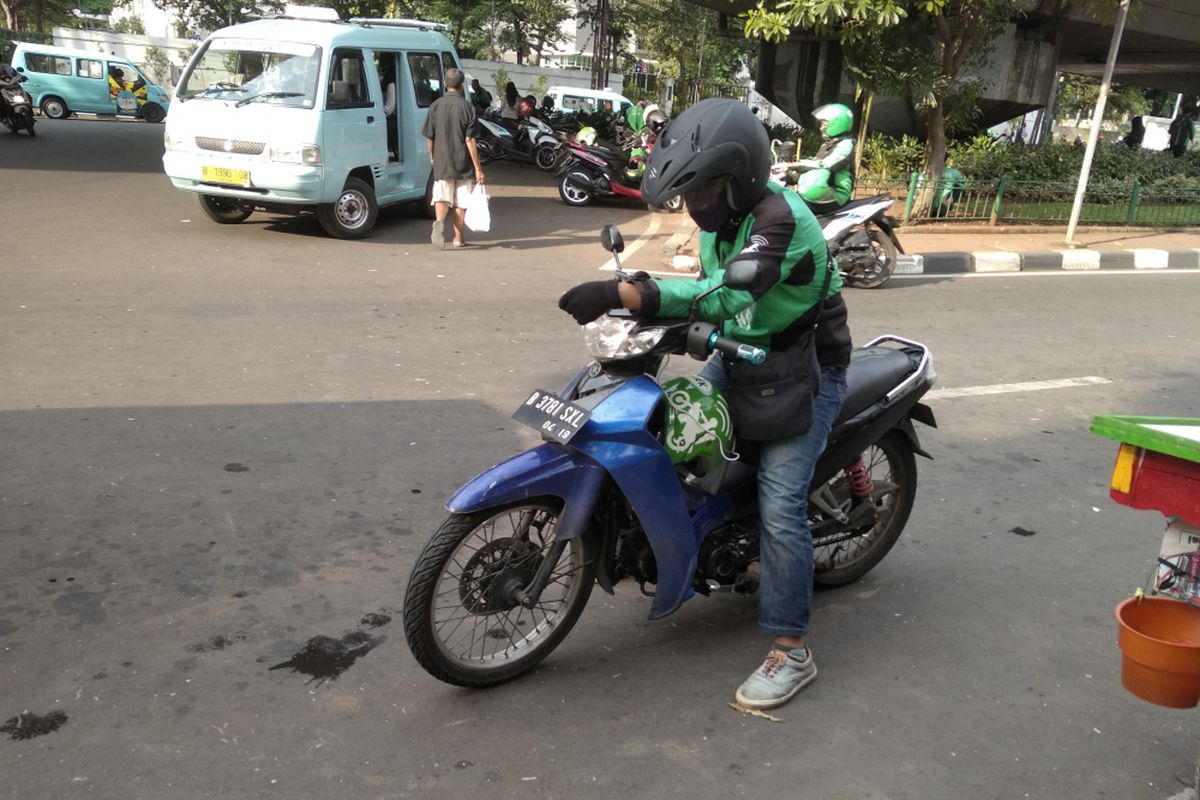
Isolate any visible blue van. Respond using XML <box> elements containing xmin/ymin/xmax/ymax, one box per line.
<box><xmin>10</xmin><ymin>41</ymin><xmax>171</xmax><ymax>123</ymax></box>
<box><xmin>162</xmin><ymin>7</ymin><xmax>463</xmax><ymax>238</ymax></box>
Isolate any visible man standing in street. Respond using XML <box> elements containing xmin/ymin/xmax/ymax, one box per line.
<box><xmin>422</xmin><ymin>68</ymin><xmax>485</xmax><ymax>248</ymax></box>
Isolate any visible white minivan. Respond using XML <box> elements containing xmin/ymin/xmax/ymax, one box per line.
<box><xmin>546</xmin><ymin>85</ymin><xmax>633</xmax><ymax>117</ymax></box>
<box><xmin>162</xmin><ymin>6</ymin><xmax>462</xmax><ymax>238</ymax></box>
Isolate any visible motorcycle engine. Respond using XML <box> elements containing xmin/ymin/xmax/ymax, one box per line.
<box><xmin>697</xmin><ymin>522</ymin><xmax>758</xmax><ymax>594</ymax></box>
<box><xmin>836</xmin><ymin>231</ymin><xmax>877</xmax><ymax>272</ymax></box>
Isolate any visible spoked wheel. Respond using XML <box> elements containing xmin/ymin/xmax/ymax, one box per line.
<box><xmin>842</xmin><ymin>223</ymin><xmax>897</xmax><ymax>289</ymax></box>
<box><xmin>811</xmin><ymin>431</ymin><xmax>917</xmax><ymax>587</ymax></box>
<box><xmin>403</xmin><ymin>501</ymin><xmax>598</xmax><ymax>687</ymax></box>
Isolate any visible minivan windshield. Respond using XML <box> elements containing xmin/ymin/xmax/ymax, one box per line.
<box><xmin>177</xmin><ymin>38</ymin><xmax>320</xmax><ymax>108</ymax></box>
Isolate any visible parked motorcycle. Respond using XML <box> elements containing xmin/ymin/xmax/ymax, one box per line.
<box><xmin>475</xmin><ymin>114</ymin><xmax>562</xmax><ymax>171</ymax></box>
<box><xmin>403</xmin><ymin>225</ymin><xmax>937</xmax><ymax>687</ymax></box>
<box><xmin>817</xmin><ymin>196</ymin><xmax>905</xmax><ymax>289</ymax></box>
<box><xmin>0</xmin><ymin>68</ymin><xmax>36</xmax><ymax>137</ymax></box>
<box><xmin>558</xmin><ymin>133</ymin><xmax>683</xmax><ymax>212</ymax></box>
<box><xmin>771</xmin><ymin>139</ymin><xmax>902</xmax><ymax>289</ymax></box>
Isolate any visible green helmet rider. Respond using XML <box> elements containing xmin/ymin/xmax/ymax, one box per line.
<box><xmin>793</xmin><ymin>103</ymin><xmax>856</xmax><ymax>209</ymax></box>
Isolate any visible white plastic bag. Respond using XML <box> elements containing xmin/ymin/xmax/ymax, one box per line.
<box><xmin>465</xmin><ymin>184</ymin><xmax>490</xmax><ymax>232</ymax></box>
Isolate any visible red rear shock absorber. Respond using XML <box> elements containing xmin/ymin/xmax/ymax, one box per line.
<box><xmin>844</xmin><ymin>458</ymin><xmax>874</xmax><ymax>499</ymax></box>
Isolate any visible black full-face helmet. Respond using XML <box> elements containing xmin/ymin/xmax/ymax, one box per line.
<box><xmin>641</xmin><ymin>98</ymin><xmax>771</xmax><ymax>216</ymax></box>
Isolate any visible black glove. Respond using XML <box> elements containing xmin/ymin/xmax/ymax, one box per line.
<box><xmin>558</xmin><ymin>280</ymin><xmax>623</xmax><ymax>325</ymax></box>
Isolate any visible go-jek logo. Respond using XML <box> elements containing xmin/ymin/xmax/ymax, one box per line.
<box><xmin>740</xmin><ymin>234</ymin><xmax>769</xmax><ymax>255</ymax></box>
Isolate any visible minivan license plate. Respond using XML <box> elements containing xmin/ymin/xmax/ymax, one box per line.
<box><xmin>512</xmin><ymin>390</ymin><xmax>590</xmax><ymax>444</ymax></box>
<box><xmin>202</xmin><ymin>165</ymin><xmax>251</xmax><ymax>186</ymax></box>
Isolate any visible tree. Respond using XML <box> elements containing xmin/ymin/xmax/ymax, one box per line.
<box><xmin>1056</xmin><ymin>73</ymin><xmax>1151</xmax><ymax>124</ymax></box>
<box><xmin>626</xmin><ymin>0</ymin><xmax>755</xmax><ymax>109</ymax></box>
<box><xmin>149</xmin><ymin>0</ymin><xmax>282</xmax><ymax>32</ymax></box>
<box><xmin>743</xmin><ymin>0</ymin><xmax>1134</xmax><ymax>205</ymax></box>
<box><xmin>3</xmin><ymin>0</ymin><xmax>77</xmax><ymax>31</ymax></box>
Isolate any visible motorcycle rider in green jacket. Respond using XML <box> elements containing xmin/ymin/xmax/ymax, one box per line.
<box><xmin>558</xmin><ymin>98</ymin><xmax>852</xmax><ymax>710</ymax></box>
<box><xmin>794</xmin><ymin>102</ymin><xmax>856</xmax><ymax>214</ymax></box>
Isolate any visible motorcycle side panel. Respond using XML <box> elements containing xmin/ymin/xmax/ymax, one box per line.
<box><xmin>448</xmin><ymin>376</ymin><xmax>704</xmax><ymax>619</ymax></box>
<box><xmin>570</xmin><ymin>376</ymin><xmax>701</xmax><ymax>618</ymax></box>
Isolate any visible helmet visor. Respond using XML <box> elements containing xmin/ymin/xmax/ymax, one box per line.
<box><xmin>683</xmin><ymin>177</ymin><xmax>728</xmax><ymax>216</ymax></box>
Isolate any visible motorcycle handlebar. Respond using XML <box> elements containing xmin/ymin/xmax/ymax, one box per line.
<box><xmin>710</xmin><ymin>332</ymin><xmax>767</xmax><ymax>365</ymax></box>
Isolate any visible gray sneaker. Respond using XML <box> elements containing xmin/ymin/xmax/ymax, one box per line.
<box><xmin>431</xmin><ymin>219</ymin><xmax>445</xmax><ymax>249</ymax></box>
<box><xmin>735</xmin><ymin>646</ymin><xmax>817</xmax><ymax>709</ymax></box>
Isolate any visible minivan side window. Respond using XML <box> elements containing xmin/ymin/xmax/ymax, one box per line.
<box><xmin>440</xmin><ymin>51</ymin><xmax>457</xmax><ymax>77</ymax></box>
<box><xmin>77</xmin><ymin>58</ymin><xmax>104</xmax><ymax>79</ymax></box>
<box><xmin>26</xmin><ymin>54</ymin><xmax>72</xmax><ymax>76</ymax></box>
<box><xmin>407</xmin><ymin>52</ymin><xmax>442</xmax><ymax>108</ymax></box>
<box><xmin>327</xmin><ymin>48</ymin><xmax>371</xmax><ymax>109</ymax></box>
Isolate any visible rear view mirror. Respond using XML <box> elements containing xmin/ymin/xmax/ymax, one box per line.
<box><xmin>600</xmin><ymin>225</ymin><xmax>624</xmax><ymax>254</ymax></box>
<box><xmin>724</xmin><ymin>257</ymin><xmax>761</xmax><ymax>290</ymax></box>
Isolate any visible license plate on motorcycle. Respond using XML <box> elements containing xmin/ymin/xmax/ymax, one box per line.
<box><xmin>201</xmin><ymin>165</ymin><xmax>251</xmax><ymax>187</ymax></box>
<box><xmin>512</xmin><ymin>389</ymin><xmax>591</xmax><ymax>444</ymax></box>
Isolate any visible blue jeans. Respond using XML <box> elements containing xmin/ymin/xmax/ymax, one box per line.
<box><xmin>699</xmin><ymin>358</ymin><xmax>848</xmax><ymax>637</ymax></box>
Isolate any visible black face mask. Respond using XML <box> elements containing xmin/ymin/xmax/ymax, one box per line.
<box><xmin>687</xmin><ymin>187</ymin><xmax>732</xmax><ymax>232</ymax></box>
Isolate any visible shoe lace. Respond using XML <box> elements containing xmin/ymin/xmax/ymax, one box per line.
<box><xmin>760</xmin><ymin>649</ymin><xmax>791</xmax><ymax>678</ymax></box>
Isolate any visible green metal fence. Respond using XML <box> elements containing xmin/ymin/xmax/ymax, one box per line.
<box><xmin>851</xmin><ymin>173</ymin><xmax>1200</xmax><ymax>227</ymax></box>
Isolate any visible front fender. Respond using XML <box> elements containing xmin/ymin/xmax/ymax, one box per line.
<box><xmin>447</xmin><ymin>444</ymin><xmax>606</xmax><ymax>542</ymax></box>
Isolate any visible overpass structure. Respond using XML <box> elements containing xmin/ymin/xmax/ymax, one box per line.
<box><xmin>693</xmin><ymin>0</ymin><xmax>1200</xmax><ymax>133</ymax></box>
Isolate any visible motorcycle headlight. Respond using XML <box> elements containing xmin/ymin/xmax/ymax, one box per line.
<box><xmin>269</xmin><ymin>144</ymin><xmax>322</xmax><ymax>165</ymax></box>
<box><xmin>582</xmin><ymin>316</ymin><xmax>666</xmax><ymax>360</ymax></box>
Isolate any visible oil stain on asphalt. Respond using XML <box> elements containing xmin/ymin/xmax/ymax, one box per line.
<box><xmin>1</xmin><ymin>711</ymin><xmax>68</xmax><ymax>741</ymax></box>
<box><xmin>269</xmin><ymin>632</ymin><xmax>384</xmax><ymax>683</ymax></box>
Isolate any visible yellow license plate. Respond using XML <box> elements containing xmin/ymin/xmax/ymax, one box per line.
<box><xmin>201</xmin><ymin>165</ymin><xmax>251</xmax><ymax>187</ymax></box>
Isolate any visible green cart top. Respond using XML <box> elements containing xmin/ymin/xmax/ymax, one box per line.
<box><xmin>1091</xmin><ymin>415</ymin><xmax>1200</xmax><ymax>465</ymax></box>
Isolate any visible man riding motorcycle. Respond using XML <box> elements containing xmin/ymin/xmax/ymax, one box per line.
<box><xmin>792</xmin><ymin>102</ymin><xmax>856</xmax><ymax>215</ymax></box>
<box><xmin>557</xmin><ymin>98</ymin><xmax>851</xmax><ymax>710</ymax></box>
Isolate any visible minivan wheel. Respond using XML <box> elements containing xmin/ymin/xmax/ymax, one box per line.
<box><xmin>141</xmin><ymin>103</ymin><xmax>165</xmax><ymax>124</ymax></box>
<box><xmin>317</xmin><ymin>177</ymin><xmax>378</xmax><ymax>239</ymax></box>
<box><xmin>41</xmin><ymin>97</ymin><xmax>69</xmax><ymax>119</ymax></box>
<box><xmin>198</xmin><ymin>194</ymin><xmax>253</xmax><ymax>224</ymax></box>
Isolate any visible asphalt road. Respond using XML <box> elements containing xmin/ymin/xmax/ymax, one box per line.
<box><xmin>2</xmin><ymin>118</ymin><xmax>1200</xmax><ymax>800</ymax></box>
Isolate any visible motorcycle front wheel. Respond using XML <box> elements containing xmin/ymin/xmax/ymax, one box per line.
<box><xmin>811</xmin><ymin>430</ymin><xmax>917</xmax><ymax>587</ymax></box>
<box><xmin>841</xmin><ymin>223</ymin><xmax>897</xmax><ymax>289</ymax></box>
<box><xmin>403</xmin><ymin>501</ymin><xmax>598</xmax><ymax>687</ymax></box>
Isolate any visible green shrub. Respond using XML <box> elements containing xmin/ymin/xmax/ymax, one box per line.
<box><xmin>858</xmin><ymin>133</ymin><xmax>1200</xmax><ymax>189</ymax></box>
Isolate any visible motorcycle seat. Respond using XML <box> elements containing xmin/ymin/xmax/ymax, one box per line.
<box><xmin>834</xmin><ymin>346</ymin><xmax>916</xmax><ymax>425</ymax></box>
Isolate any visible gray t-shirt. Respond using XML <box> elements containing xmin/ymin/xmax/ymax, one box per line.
<box><xmin>421</xmin><ymin>92</ymin><xmax>477</xmax><ymax>181</ymax></box>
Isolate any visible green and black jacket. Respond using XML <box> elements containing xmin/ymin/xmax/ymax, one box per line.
<box><xmin>635</xmin><ymin>187</ymin><xmax>851</xmax><ymax>367</ymax></box>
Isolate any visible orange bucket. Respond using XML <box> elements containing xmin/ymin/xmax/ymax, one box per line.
<box><xmin>1116</xmin><ymin>596</ymin><xmax>1200</xmax><ymax>708</ymax></box>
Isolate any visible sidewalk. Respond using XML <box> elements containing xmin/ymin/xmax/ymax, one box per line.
<box><xmin>897</xmin><ymin>226</ymin><xmax>1200</xmax><ymax>274</ymax></box>
<box><xmin>663</xmin><ymin>217</ymin><xmax>1200</xmax><ymax>274</ymax></box>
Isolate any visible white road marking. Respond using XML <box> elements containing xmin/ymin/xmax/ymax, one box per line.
<box><xmin>598</xmin><ymin>214</ymin><xmax>663</xmax><ymax>272</ymax></box>
<box><xmin>927</xmin><ymin>376</ymin><xmax>1111</xmax><ymax>400</ymax></box>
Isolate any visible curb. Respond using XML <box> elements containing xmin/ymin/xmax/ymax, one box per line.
<box><xmin>896</xmin><ymin>248</ymin><xmax>1200</xmax><ymax>275</ymax></box>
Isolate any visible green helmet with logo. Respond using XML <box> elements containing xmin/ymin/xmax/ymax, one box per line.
<box><xmin>813</xmin><ymin>102</ymin><xmax>853</xmax><ymax>138</ymax></box>
<box><xmin>661</xmin><ymin>376</ymin><xmax>733</xmax><ymax>466</ymax></box>
<box><xmin>795</xmin><ymin>167</ymin><xmax>833</xmax><ymax>202</ymax></box>
<box><xmin>576</xmin><ymin>126</ymin><xmax>598</xmax><ymax>146</ymax></box>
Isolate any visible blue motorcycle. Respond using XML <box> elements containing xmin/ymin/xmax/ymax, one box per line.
<box><xmin>403</xmin><ymin>226</ymin><xmax>938</xmax><ymax>687</ymax></box>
